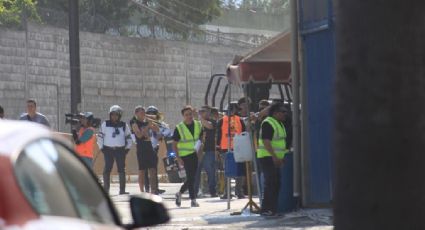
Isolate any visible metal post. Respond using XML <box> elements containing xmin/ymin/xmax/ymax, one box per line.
<box><xmin>69</xmin><ymin>0</ymin><xmax>81</xmax><ymax>114</ymax></box>
<box><xmin>227</xmin><ymin>82</ymin><xmax>232</xmax><ymax>210</ymax></box>
<box><xmin>290</xmin><ymin>0</ymin><xmax>301</xmax><ymax>206</ymax></box>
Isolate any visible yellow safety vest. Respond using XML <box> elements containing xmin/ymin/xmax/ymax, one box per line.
<box><xmin>176</xmin><ymin>120</ymin><xmax>201</xmax><ymax>157</ymax></box>
<box><xmin>257</xmin><ymin>117</ymin><xmax>288</xmax><ymax>159</ymax></box>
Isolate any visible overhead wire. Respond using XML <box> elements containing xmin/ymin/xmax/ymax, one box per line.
<box><xmin>167</xmin><ymin>0</ymin><xmax>220</xmax><ymax>19</ymax></box>
<box><xmin>131</xmin><ymin>0</ymin><xmax>256</xmax><ymax>47</ymax></box>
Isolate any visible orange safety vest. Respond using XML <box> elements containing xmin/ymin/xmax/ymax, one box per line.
<box><xmin>75</xmin><ymin>127</ymin><xmax>96</xmax><ymax>158</ymax></box>
<box><xmin>220</xmin><ymin>115</ymin><xmax>242</xmax><ymax>150</ymax></box>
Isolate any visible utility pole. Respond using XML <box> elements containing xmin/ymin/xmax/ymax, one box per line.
<box><xmin>290</xmin><ymin>0</ymin><xmax>301</xmax><ymax>207</ymax></box>
<box><xmin>334</xmin><ymin>1</ymin><xmax>425</xmax><ymax>229</ymax></box>
<box><xmin>69</xmin><ymin>0</ymin><xmax>81</xmax><ymax>114</ymax></box>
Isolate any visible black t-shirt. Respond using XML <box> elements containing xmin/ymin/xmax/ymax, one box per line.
<box><xmin>172</xmin><ymin>122</ymin><xmax>203</xmax><ymax>142</ymax></box>
<box><xmin>130</xmin><ymin>118</ymin><xmax>150</xmax><ymax>142</ymax></box>
<box><xmin>203</xmin><ymin>119</ymin><xmax>217</xmax><ymax>151</ymax></box>
<box><xmin>260</xmin><ymin>117</ymin><xmax>292</xmax><ymax>149</ymax></box>
<box><xmin>260</xmin><ymin>122</ymin><xmax>276</xmax><ymax>140</ymax></box>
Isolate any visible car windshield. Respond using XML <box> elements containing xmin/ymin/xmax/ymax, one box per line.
<box><xmin>14</xmin><ymin>138</ymin><xmax>117</xmax><ymax>225</ymax></box>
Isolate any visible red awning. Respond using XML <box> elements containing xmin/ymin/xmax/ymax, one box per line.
<box><xmin>227</xmin><ymin>31</ymin><xmax>291</xmax><ymax>84</ymax></box>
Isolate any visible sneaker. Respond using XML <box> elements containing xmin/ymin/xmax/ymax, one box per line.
<box><xmin>220</xmin><ymin>194</ymin><xmax>233</xmax><ymax>200</ymax></box>
<box><xmin>210</xmin><ymin>193</ymin><xmax>218</xmax><ymax>198</ymax></box>
<box><xmin>119</xmin><ymin>191</ymin><xmax>129</xmax><ymax>195</ymax></box>
<box><xmin>260</xmin><ymin>210</ymin><xmax>276</xmax><ymax>217</ymax></box>
<box><xmin>237</xmin><ymin>194</ymin><xmax>246</xmax><ymax>199</ymax></box>
<box><xmin>175</xmin><ymin>192</ymin><xmax>182</xmax><ymax>207</ymax></box>
<box><xmin>191</xmin><ymin>200</ymin><xmax>200</xmax><ymax>207</ymax></box>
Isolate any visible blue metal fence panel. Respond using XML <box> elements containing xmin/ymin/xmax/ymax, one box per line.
<box><xmin>302</xmin><ymin>27</ymin><xmax>335</xmax><ymax>204</ymax></box>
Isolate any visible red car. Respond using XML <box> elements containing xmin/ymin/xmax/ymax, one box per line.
<box><xmin>0</xmin><ymin>120</ymin><xmax>169</xmax><ymax>230</ymax></box>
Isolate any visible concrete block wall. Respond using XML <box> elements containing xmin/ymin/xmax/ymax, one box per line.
<box><xmin>0</xmin><ymin>23</ymin><xmax>247</xmax><ymax>131</ymax></box>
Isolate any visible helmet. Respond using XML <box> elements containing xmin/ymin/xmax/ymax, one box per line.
<box><xmin>109</xmin><ymin>105</ymin><xmax>123</xmax><ymax>116</ymax></box>
<box><xmin>146</xmin><ymin>105</ymin><xmax>159</xmax><ymax>115</ymax></box>
<box><xmin>78</xmin><ymin>112</ymin><xmax>94</xmax><ymax>120</ymax></box>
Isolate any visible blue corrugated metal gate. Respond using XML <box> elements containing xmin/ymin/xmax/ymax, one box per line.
<box><xmin>300</xmin><ymin>0</ymin><xmax>335</xmax><ymax>205</ymax></box>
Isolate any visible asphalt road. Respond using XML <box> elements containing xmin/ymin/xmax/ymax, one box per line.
<box><xmin>109</xmin><ymin>182</ymin><xmax>333</xmax><ymax>229</ymax></box>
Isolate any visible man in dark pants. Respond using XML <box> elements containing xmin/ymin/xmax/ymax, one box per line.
<box><xmin>173</xmin><ymin>105</ymin><xmax>203</xmax><ymax>207</ymax></box>
<box><xmin>216</xmin><ymin>103</ymin><xmax>246</xmax><ymax>199</ymax></box>
<box><xmin>98</xmin><ymin>105</ymin><xmax>132</xmax><ymax>195</ymax></box>
<box><xmin>194</xmin><ymin>105</ymin><xmax>218</xmax><ymax>198</ymax></box>
<box><xmin>257</xmin><ymin>102</ymin><xmax>288</xmax><ymax>216</ymax></box>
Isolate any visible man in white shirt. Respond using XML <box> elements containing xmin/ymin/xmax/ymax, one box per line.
<box><xmin>98</xmin><ymin>105</ymin><xmax>132</xmax><ymax>195</ymax></box>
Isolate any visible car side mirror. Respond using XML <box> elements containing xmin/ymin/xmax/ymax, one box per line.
<box><xmin>128</xmin><ymin>194</ymin><xmax>170</xmax><ymax>228</ymax></box>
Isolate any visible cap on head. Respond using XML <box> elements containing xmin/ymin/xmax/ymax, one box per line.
<box><xmin>269</xmin><ymin>102</ymin><xmax>288</xmax><ymax>116</ymax></box>
<box><xmin>78</xmin><ymin>112</ymin><xmax>94</xmax><ymax>119</ymax></box>
<box><xmin>146</xmin><ymin>105</ymin><xmax>159</xmax><ymax>115</ymax></box>
<box><xmin>134</xmin><ymin>105</ymin><xmax>145</xmax><ymax>113</ymax></box>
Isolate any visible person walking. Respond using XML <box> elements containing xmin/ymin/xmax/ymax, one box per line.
<box><xmin>257</xmin><ymin>102</ymin><xmax>289</xmax><ymax>216</ymax></box>
<box><xmin>194</xmin><ymin>105</ymin><xmax>218</xmax><ymax>198</ymax></box>
<box><xmin>130</xmin><ymin>106</ymin><xmax>160</xmax><ymax>194</ymax></box>
<box><xmin>73</xmin><ymin>112</ymin><xmax>96</xmax><ymax>168</ymax></box>
<box><xmin>19</xmin><ymin>99</ymin><xmax>50</xmax><ymax>127</ymax></box>
<box><xmin>173</xmin><ymin>105</ymin><xmax>203</xmax><ymax>207</ymax></box>
<box><xmin>216</xmin><ymin>102</ymin><xmax>246</xmax><ymax>199</ymax></box>
<box><xmin>98</xmin><ymin>105</ymin><xmax>132</xmax><ymax>195</ymax></box>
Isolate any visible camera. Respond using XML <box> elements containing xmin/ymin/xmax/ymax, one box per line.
<box><xmin>65</xmin><ymin>113</ymin><xmax>101</xmax><ymax>129</ymax></box>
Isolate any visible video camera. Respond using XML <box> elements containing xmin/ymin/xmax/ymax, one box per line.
<box><xmin>65</xmin><ymin>113</ymin><xmax>101</xmax><ymax>128</ymax></box>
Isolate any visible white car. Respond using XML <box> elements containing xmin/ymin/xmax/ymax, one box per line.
<box><xmin>0</xmin><ymin>120</ymin><xmax>169</xmax><ymax>230</ymax></box>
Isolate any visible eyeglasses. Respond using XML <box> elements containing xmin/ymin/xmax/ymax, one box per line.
<box><xmin>112</xmin><ymin>127</ymin><xmax>120</xmax><ymax>138</ymax></box>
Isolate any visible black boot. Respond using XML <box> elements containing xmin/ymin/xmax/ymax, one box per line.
<box><xmin>119</xmin><ymin>172</ymin><xmax>129</xmax><ymax>195</ymax></box>
<box><xmin>103</xmin><ymin>173</ymin><xmax>110</xmax><ymax>194</ymax></box>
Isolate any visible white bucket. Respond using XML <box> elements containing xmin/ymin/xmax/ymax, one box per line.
<box><xmin>233</xmin><ymin>131</ymin><xmax>254</xmax><ymax>162</ymax></box>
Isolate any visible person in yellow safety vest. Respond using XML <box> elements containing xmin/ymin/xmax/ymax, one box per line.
<box><xmin>73</xmin><ymin>112</ymin><xmax>96</xmax><ymax>168</ymax></box>
<box><xmin>257</xmin><ymin>102</ymin><xmax>289</xmax><ymax>217</ymax></box>
<box><xmin>172</xmin><ymin>105</ymin><xmax>203</xmax><ymax>208</ymax></box>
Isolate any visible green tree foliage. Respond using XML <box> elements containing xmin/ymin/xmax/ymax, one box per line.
<box><xmin>140</xmin><ymin>0</ymin><xmax>221</xmax><ymax>37</ymax></box>
<box><xmin>239</xmin><ymin>0</ymin><xmax>289</xmax><ymax>14</ymax></box>
<box><xmin>37</xmin><ymin>0</ymin><xmax>135</xmax><ymax>32</ymax></box>
<box><xmin>0</xmin><ymin>0</ymin><xmax>40</xmax><ymax>28</ymax></box>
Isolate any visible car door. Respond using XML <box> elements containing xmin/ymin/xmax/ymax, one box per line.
<box><xmin>13</xmin><ymin>138</ymin><xmax>124</xmax><ymax>230</ymax></box>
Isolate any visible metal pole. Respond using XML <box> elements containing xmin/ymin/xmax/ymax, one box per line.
<box><xmin>69</xmin><ymin>0</ymin><xmax>81</xmax><ymax>115</ymax></box>
<box><xmin>290</xmin><ymin>0</ymin><xmax>301</xmax><ymax>206</ymax></box>
<box><xmin>299</xmin><ymin>22</ymin><xmax>310</xmax><ymax>206</ymax></box>
<box><xmin>227</xmin><ymin>82</ymin><xmax>232</xmax><ymax>209</ymax></box>
<box><xmin>244</xmin><ymin>85</ymin><xmax>262</xmax><ymax>208</ymax></box>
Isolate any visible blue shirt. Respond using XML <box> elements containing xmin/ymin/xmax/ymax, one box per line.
<box><xmin>19</xmin><ymin>112</ymin><xmax>50</xmax><ymax>128</ymax></box>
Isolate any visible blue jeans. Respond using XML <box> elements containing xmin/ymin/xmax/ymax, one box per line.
<box><xmin>194</xmin><ymin>150</ymin><xmax>217</xmax><ymax>195</ymax></box>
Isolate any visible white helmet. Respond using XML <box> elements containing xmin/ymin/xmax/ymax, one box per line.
<box><xmin>109</xmin><ymin>105</ymin><xmax>123</xmax><ymax>116</ymax></box>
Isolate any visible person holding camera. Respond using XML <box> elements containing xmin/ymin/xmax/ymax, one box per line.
<box><xmin>130</xmin><ymin>106</ymin><xmax>160</xmax><ymax>194</ymax></box>
<box><xmin>72</xmin><ymin>112</ymin><xmax>96</xmax><ymax>168</ymax></box>
<box><xmin>98</xmin><ymin>105</ymin><xmax>132</xmax><ymax>195</ymax></box>
<box><xmin>144</xmin><ymin>105</ymin><xmax>172</xmax><ymax>194</ymax></box>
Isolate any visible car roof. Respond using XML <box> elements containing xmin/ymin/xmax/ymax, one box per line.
<box><xmin>0</xmin><ymin>120</ymin><xmax>52</xmax><ymax>157</ymax></box>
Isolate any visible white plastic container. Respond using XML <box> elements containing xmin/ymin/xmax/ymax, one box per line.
<box><xmin>233</xmin><ymin>131</ymin><xmax>254</xmax><ymax>162</ymax></box>
<box><xmin>178</xmin><ymin>166</ymin><xmax>186</xmax><ymax>178</ymax></box>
